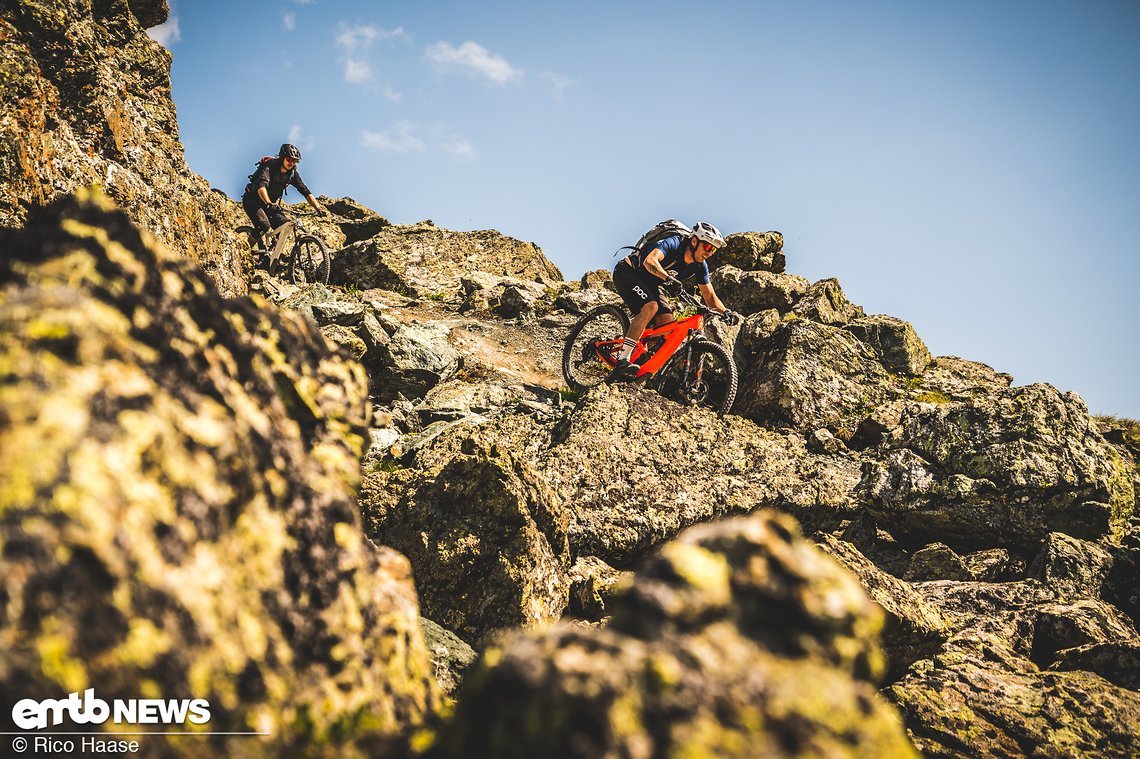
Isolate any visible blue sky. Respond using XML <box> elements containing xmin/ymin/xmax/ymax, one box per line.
<box><xmin>154</xmin><ymin>1</ymin><xmax>1140</xmax><ymax>418</ymax></box>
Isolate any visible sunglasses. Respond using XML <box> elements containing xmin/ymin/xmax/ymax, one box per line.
<box><xmin>700</xmin><ymin>242</ymin><xmax>717</xmax><ymax>253</ymax></box>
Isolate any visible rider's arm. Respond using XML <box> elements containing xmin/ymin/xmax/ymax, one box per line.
<box><xmin>641</xmin><ymin>249</ymin><xmax>672</xmax><ymax>281</ymax></box>
<box><xmin>291</xmin><ymin>171</ymin><xmax>324</xmax><ymax>214</ymax></box>
<box><xmin>698</xmin><ymin>282</ymin><xmax>728</xmax><ymax>312</ymax></box>
<box><xmin>257</xmin><ymin>186</ymin><xmax>271</xmax><ymax>205</ymax></box>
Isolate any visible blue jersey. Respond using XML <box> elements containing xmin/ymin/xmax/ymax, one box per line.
<box><xmin>644</xmin><ymin>234</ymin><xmax>710</xmax><ymax>285</ymax></box>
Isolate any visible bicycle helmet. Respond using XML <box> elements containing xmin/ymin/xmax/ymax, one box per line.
<box><xmin>279</xmin><ymin>143</ymin><xmax>302</xmax><ymax>161</ymax></box>
<box><xmin>691</xmin><ymin>221</ymin><xmax>726</xmax><ymax>249</ymax></box>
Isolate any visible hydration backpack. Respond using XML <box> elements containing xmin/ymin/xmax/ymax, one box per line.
<box><xmin>615</xmin><ymin>219</ymin><xmax>692</xmax><ymax>263</ymax></box>
<box><xmin>246</xmin><ymin>155</ymin><xmax>294</xmax><ymax>197</ymax></box>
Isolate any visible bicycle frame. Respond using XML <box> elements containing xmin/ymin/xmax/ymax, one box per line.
<box><xmin>263</xmin><ymin>219</ymin><xmax>299</xmax><ymax>269</ymax></box>
<box><xmin>593</xmin><ymin>311</ymin><xmax>706</xmax><ymax>380</ymax></box>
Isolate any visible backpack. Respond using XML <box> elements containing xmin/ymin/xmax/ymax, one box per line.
<box><xmin>246</xmin><ymin>155</ymin><xmax>294</xmax><ymax>197</ymax></box>
<box><xmin>615</xmin><ymin>219</ymin><xmax>692</xmax><ymax>263</ymax></box>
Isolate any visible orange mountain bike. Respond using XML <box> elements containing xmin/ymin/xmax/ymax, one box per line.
<box><xmin>562</xmin><ymin>287</ymin><xmax>739</xmax><ymax>415</ymax></box>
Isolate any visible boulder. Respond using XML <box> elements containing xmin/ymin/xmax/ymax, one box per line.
<box><xmin>434</xmin><ymin>512</ymin><xmax>918</xmax><ymax>759</ymax></box>
<box><xmin>128</xmin><ymin>0</ymin><xmax>169</xmax><ymax>28</ymax></box>
<box><xmin>331</xmin><ymin>222</ymin><xmax>562</xmax><ymax>298</ymax></box>
<box><xmin>904</xmin><ymin>542</ymin><xmax>973</xmax><ymax>582</ymax></box>
<box><xmin>713</xmin><ymin>230</ymin><xmax>786</xmax><ymax>272</ymax></box>
<box><xmin>845</xmin><ymin>314</ymin><xmax>932</xmax><ymax>376</ymax></box>
<box><xmin>1030</xmin><ymin>600</ymin><xmax>1137</xmax><ymax>667</ymax></box>
<box><xmin>553</xmin><ymin>286</ymin><xmax>622</xmax><ymax>315</ymax></box>
<box><xmin>1106</xmin><ymin>520</ymin><xmax>1140</xmax><ymax>625</ymax></box>
<box><xmin>962</xmin><ymin>547</ymin><xmax>1020</xmax><ymax>582</ymax></box>
<box><xmin>1050</xmin><ymin>641</ymin><xmax>1140</xmax><ymax>690</ymax></box>
<box><xmin>361</xmin><ymin>432</ymin><xmax>570</xmax><ymax>645</ymax></box>
<box><xmin>320</xmin><ymin>323</ymin><xmax>367</xmax><ymax>359</ymax></box>
<box><xmin>914</xmin><ymin>355</ymin><xmax>1014</xmax><ymax>400</ymax></box>
<box><xmin>1027</xmin><ymin>532</ymin><xmax>1114</xmax><ymax>599</ymax></box>
<box><xmin>417</xmin><ymin>379</ymin><xmax>519</xmax><ymax>424</ymax></box>
<box><xmin>321</xmin><ymin>196</ymin><xmax>391</xmax><ymax>245</ymax></box>
<box><xmin>536</xmin><ymin>385</ymin><xmax>863</xmax><ymax>565</ymax></box>
<box><xmin>580</xmin><ymin>268</ymin><xmax>614</xmax><ymax>289</ymax></box>
<box><xmin>420</xmin><ymin>618</ymin><xmax>477</xmax><ymax>697</ymax></box>
<box><xmin>815</xmin><ymin>534</ymin><xmax>950</xmax><ymax>682</ymax></box>
<box><xmin>0</xmin><ymin>191</ymin><xmax>439</xmax><ymax>753</ymax></box>
<box><xmin>367</xmin><ymin>321</ymin><xmax>462</xmax><ymax>402</ymax></box>
<box><xmin>790</xmin><ymin>278</ymin><xmax>865</xmax><ymax>325</ymax></box>
<box><xmin>733</xmin><ymin>318</ymin><xmax>899</xmax><ymax>432</ymax></box>
<box><xmin>889</xmin><ymin>632</ymin><xmax>1140</xmax><ymax>758</ymax></box>
<box><xmin>860</xmin><ymin>384</ymin><xmax>1135</xmax><ymax>549</ymax></box>
<box><xmin>708</xmin><ymin>266</ymin><xmax>810</xmax><ymax>315</ymax></box>
<box><xmin>887</xmin><ymin>579</ymin><xmax>1140</xmax><ymax>757</ymax></box>
<box><xmin>565</xmin><ymin>556</ymin><xmax>628</xmax><ymax>621</ymax></box>
<box><xmin>459</xmin><ymin>271</ymin><xmax>547</xmax><ymax>319</ymax></box>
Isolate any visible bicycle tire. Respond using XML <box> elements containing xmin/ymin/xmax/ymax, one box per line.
<box><xmin>562</xmin><ymin>305</ymin><xmax>630</xmax><ymax>391</ymax></box>
<box><xmin>680</xmin><ymin>340</ymin><xmax>738</xmax><ymax>415</ymax></box>
<box><xmin>289</xmin><ymin>235</ymin><xmax>331</xmax><ymax>284</ymax></box>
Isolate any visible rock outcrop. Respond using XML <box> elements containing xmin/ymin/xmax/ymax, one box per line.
<box><xmin>0</xmin><ymin>191</ymin><xmax>439</xmax><ymax>754</ymax></box>
<box><xmin>332</xmin><ymin>222</ymin><xmax>563</xmax><ymax>298</ymax></box>
<box><xmin>0</xmin><ymin>1</ymin><xmax>249</xmax><ymax>296</ymax></box>
<box><xmin>362</xmin><ymin>431</ymin><xmax>570</xmax><ymax>645</ymax></box>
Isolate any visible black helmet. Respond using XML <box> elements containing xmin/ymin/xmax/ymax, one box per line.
<box><xmin>279</xmin><ymin>143</ymin><xmax>301</xmax><ymax>161</ymax></box>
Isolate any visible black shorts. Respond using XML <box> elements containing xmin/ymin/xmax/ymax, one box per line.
<box><xmin>241</xmin><ymin>192</ymin><xmax>288</xmax><ymax>236</ymax></box>
<box><xmin>612</xmin><ymin>260</ymin><xmax>673</xmax><ymax>317</ymax></box>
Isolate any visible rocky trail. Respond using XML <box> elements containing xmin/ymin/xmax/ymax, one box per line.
<box><xmin>2</xmin><ymin>2</ymin><xmax>1139</xmax><ymax>757</ymax></box>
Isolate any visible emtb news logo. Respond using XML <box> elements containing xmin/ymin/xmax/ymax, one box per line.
<box><xmin>11</xmin><ymin>689</ymin><xmax>210</xmax><ymax>730</ymax></box>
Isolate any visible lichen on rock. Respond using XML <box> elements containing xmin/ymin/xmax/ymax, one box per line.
<box><xmin>0</xmin><ymin>190</ymin><xmax>439</xmax><ymax>754</ymax></box>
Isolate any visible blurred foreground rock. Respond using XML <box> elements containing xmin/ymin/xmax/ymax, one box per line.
<box><xmin>0</xmin><ymin>191</ymin><xmax>439</xmax><ymax>756</ymax></box>
<box><xmin>432</xmin><ymin>511</ymin><xmax>918</xmax><ymax>758</ymax></box>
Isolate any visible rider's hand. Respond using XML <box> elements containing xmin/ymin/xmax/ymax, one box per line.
<box><xmin>720</xmin><ymin>309</ymin><xmax>741</xmax><ymax>326</ymax></box>
<box><xmin>661</xmin><ymin>276</ymin><xmax>683</xmax><ymax>296</ymax></box>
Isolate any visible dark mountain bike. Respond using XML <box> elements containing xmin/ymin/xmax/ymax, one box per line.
<box><xmin>562</xmin><ymin>287</ymin><xmax>738</xmax><ymax>415</ymax></box>
<box><xmin>236</xmin><ymin>210</ymin><xmax>331</xmax><ymax>284</ymax></box>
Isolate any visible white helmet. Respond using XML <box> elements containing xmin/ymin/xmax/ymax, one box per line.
<box><xmin>691</xmin><ymin>221</ymin><xmax>726</xmax><ymax>249</ymax></box>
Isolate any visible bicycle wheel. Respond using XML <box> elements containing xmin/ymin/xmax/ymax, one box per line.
<box><xmin>678</xmin><ymin>341</ymin><xmax>738</xmax><ymax>415</ymax></box>
<box><xmin>562</xmin><ymin>305</ymin><xmax>630</xmax><ymax>391</ymax></box>
<box><xmin>289</xmin><ymin>235</ymin><xmax>331</xmax><ymax>284</ymax></box>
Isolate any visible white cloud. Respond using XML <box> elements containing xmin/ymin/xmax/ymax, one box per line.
<box><xmin>362</xmin><ymin>122</ymin><xmax>426</xmax><ymax>154</ymax></box>
<box><xmin>283</xmin><ymin>12</ymin><xmax>296</xmax><ymax>31</ymax></box>
<box><xmin>541</xmin><ymin>71</ymin><xmax>575</xmax><ymax>102</ymax></box>
<box><xmin>147</xmin><ymin>14</ymin><xmax>181</xmax><ymax>47</ymax></box>
<box><xmin>425</xmin><ymin>41</ymin><xmax>523</xmax><ymax>86</ymax></box>
<box><xmin>344</xmin><ymin>58</ymin><xmax>373</xmax><ymax>83</ymax></box>
<box><xmin>429</xmin><ymin>125</ymin><xmax>477</xmax><ymax>161</ymax></box>
<box><xmin>439</xmin><ymin>138</ymin><xmax>477</xmax><ymax>161</ymax></box>
<box><xmin>361</xmin><ymin>123</ymin><xmax>475</xmax><ymax>160</ymax></box>
<box><xmin>287</xmin><ymin>125</ymin><xmax>317</xmax><ymax>151</ymax></box>
<box><xmin>336</xmin><ymin>23</ymin><xmax>407</xmax><ymax>52</ymax></box>
<box><xmin>335</xmin><ymin>23</ymin><xmax>407</xmax><ymax>87</ymax></box>
<box><xmin>380</xmin><ymin>83</ymin><xmax>403</xmax><ymax>102</ymax></box>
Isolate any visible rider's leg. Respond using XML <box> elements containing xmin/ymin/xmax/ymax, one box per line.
<box><xmin>621</xmin><ymin>300</ymin><xmax>659</xmax><ymax>360</ymax></box>
<box><xmin>242</xmin><ymin>193</ymin><xmax>272</xmax><ymax>255</ymax></box>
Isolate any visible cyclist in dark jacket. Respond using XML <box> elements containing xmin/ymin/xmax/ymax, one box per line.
<box><xmin>241</xmin><ymin>143</ymin><xmax>327</xmax><ymax>256</ymax></box>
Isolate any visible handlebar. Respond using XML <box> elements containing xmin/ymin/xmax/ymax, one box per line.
<box><xmin>666</xmin><ymin>284</ymin><xmax>735</xmax><ymax>323</ymax></box>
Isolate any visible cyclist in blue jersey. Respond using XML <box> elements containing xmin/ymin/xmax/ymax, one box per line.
<box><xmin>609</xmin><ymin>221</ymin><xmax>737</xmax><ymax>382</ymax></box>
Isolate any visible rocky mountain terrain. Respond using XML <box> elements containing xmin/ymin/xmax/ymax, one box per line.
<box><xmin>2</xmin><ymin>2</ymin><xmax>1139</xmax><ymax>757</ymax></box>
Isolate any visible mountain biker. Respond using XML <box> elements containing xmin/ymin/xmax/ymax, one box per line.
<box><xmin>609</xmin><ymin>221</ymin><xmax>737</xmax><ymax>382</ymax></box>
<box><xmin>241</xmin><ymin>143</ymin><xmax>328</xmax><ymax>264</ymax></box>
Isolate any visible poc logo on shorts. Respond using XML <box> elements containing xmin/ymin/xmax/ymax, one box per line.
<box><xmin>633</xmin><ymin>286</ymin><xmax>648</xmax><ymax>299</ymax></box>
